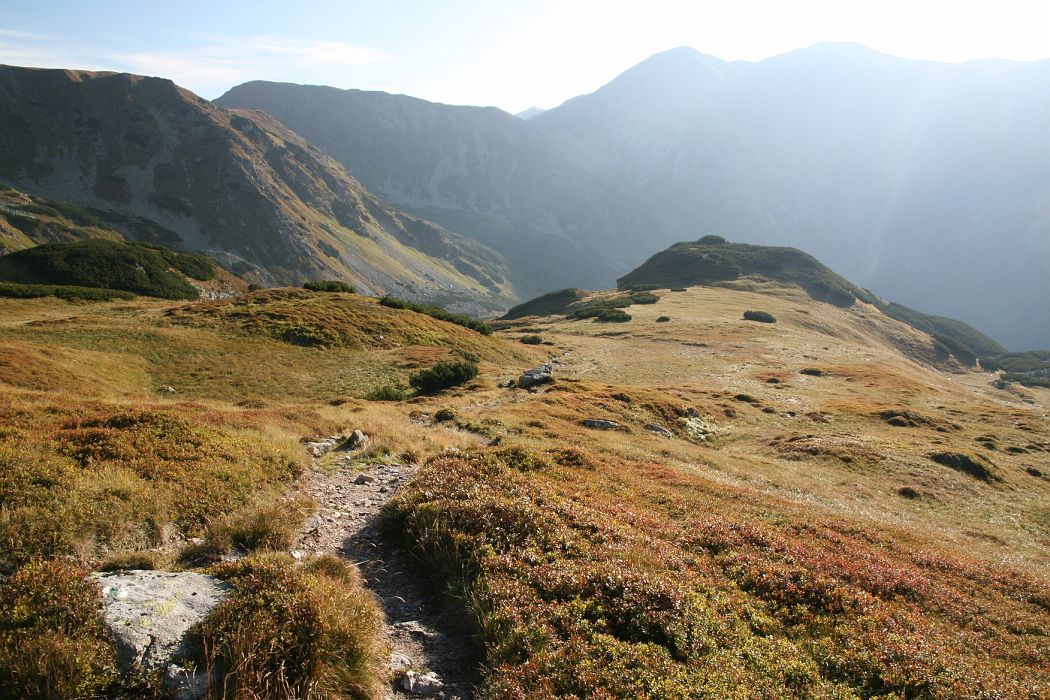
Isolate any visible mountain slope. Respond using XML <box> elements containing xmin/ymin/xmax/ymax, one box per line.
<box><xmin>0</xmin><ymin>65</ymin><xmax>515</xmax><ymax>308</ymax></box>
<box><xmin>534</xmin><ymin>44</ymin><xmax>1050</xmax><ymax>349</ymax></box>
<box><xmin>215</xmin><ymin>81</ymin><xmax>684</xmax><ymax>295</ymax></box>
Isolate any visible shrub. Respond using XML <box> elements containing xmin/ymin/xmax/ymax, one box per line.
<box><xmin>800</xmin><ymin>367</ymin><xmax>826</xmax><ymax>377</ymax></box>
<box><xmin>656</xmin><ymin>316</ymin><xmax>671</xmax><ymax>323</ymax></box>
<box><xmin>743</xmin><ymin>310</ymin><xmax>777</xmax><ymax>324</ymax></box>
<box><xmin>0</xmin><ymin>559</ymin><xmax>118</xmax><ymax>699</ymax></box>
<box><xmin>434</xmin><ymin>407</ymin><xmax>457</xmax><ymax>422</ymax></box>
<box><xmin>409</xmin><ymin>360</ymin><xmax>479</xmax><ymax>394</ymax></box>
<box><xmin>697</xmin><ymin>235</ymin><xmax>728</xmax><ymax>244</ymax></box>
<box><xmin>365</xmin><ymin>384</ymin><xmax>408</xmax><ymax>401</ymax></box>
<box><xmin>502</xmin><ymin>288</ymin><xmax>588</xmax><ymax>319</ymax></box>
<box><xmin>203</xmin><ymin>554</ymin><xmax>386</xmax><ymax>700</ymax></box>
<box><xmin>303</xmin><ymin>280</ymin><xmax>355</xmax><ymax>293</ymax></box>
<box><xmin>0</xmin><ymin>239</ymin><xmax>215</xmax><ymax>299</ymax></box>
<box><xmin>595</xmin><ymin>309</ymin><xmax>631</xmax><ymax>323</ymax></box>
<box><xmin>379</xmin><ymin>296</ymin><xmax>492</xmax><ymax>335</ymax></box>
<box><xmin>519</xmin><ymin>335</ymin><xmax>543</xmax><ymax>345</ymax></box>
<box><xmin>278</xmin><ymin>323</ymin><xmax>338</xmax><ymax>348</ymax></box>
<box><xmin>0</xmin><ymin>282</ymin><xmax>135</xmax><ymax>302</ymax></box>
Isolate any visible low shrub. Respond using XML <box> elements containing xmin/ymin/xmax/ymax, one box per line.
<box><xmin>0</xmin><ymin>282</ymin><xmax>135</xmax><ymax>302</ymax></box>
<box><xmin>97</xmin><ymin>550</ymin><xmax>162</xmax><ymax>572</ymax></box>
<box><xmin>743</xmin><ymin>310</ymin><xmax>777</xmax><ymax>324</ymax></box>
<box><xmin>303</xmin><ymin>280</ymin><xmax>355</xmax><ymax>293</ymax></box>
<box><xmin>800</xmin><ymin>368</ymin><xmax>826</xmax><ymax>377</ymax></box>
<box><xmin>0</xmin><ymin>559</ymin><xmax>118</xmax><ymax>699</ymax></box>
<box><xmin>203</xmin><ymin>554</ymin><xmax>387</xmax><ymax>700</ymax></box>
<box><xmin>278</xmin><ymin>323</ymin><xmax>339</xmax><ymax>348</ymax></box>
<box><xmin>379</xmin><ymin>297</ymin><xmax>492</xmax><ymax>335</ymax></box>
<box><xmin>519</xmin><ymin>335</ymin><xmax>543</xmax><ymax>345</ymax></box>
<box><xmin>365</xmin><ymin>384</ymin><xmax>408</xmax><ymax>401</ymax></box>
<box><xmin>409</xmin><ymin>361</ymin><xmax>479</xmax><ymax>394</ymax></box>
<box><xmin>595</xmin><ymin>309</ymin><xmax>631</xmax><ymax>323</ymax></box>
<box><xmin>656</xmin><ymin>316</ymin><xmax>671</xmax><ymax>323</ymax></box>
<box><xmin>434</xmin><ymin>408</ymin><xmax>457</xmax><ymax>422</ymax></box>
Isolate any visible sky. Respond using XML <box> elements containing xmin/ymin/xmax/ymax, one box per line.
<box><xmin>2</xmin><ymin>0</ymin><xmax>1048</xmax><ymax>113</ymax></box>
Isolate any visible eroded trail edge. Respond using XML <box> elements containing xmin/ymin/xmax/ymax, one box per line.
<box><xmin>295</xmin><ymin>453</ymin><xmax>477</xmax><ymax>700</ymax></box>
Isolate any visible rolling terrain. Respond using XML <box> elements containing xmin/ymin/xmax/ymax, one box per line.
<box><xmin>0</xmin><ymin>242</ymin><xmax>1046</xmax><ymax>697</ymax></box>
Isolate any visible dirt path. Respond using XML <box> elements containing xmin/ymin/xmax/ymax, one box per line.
<box><xmin>295</xmin><ymin>454</ymin><xmax>478</xmax><ymax>700</ymax></box>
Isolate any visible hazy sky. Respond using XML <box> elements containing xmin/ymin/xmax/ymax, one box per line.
<box><xmin>3</xmin><ymin>1</ymin><xmax>1048</xmax><ymax>112</ymax></box>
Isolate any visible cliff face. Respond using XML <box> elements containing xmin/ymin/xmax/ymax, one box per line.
<box><xmin>0</xmin><ymin>66</ymin><xmax>514</xmax><ymax>307</ymax></box>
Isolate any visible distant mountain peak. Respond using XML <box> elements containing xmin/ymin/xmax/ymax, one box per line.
<box><xmin>515</xmin><ymin>106</ymin><xmax>546</xmax><ymax>120</ymax></box>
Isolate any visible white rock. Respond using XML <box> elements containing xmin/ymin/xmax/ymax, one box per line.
<box><xmin>401</xmin><ymin>670</ymin><xmax>444</xmax><ymax>696</ymax></box>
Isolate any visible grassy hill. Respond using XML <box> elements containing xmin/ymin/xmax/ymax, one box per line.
<box><xmin>0</xmin><ymin>272</ymin><xmax>1046</xmax><ymax>697</ymax></box>
<box><xmin>0</xmin><ymin>239</ymin><xmax>220</xmax><ymax>300</ymax></box>
<box><xmin>617</xmin><ymin>236</ymin><xmax>877</xmax><ymax>307</ymax></box>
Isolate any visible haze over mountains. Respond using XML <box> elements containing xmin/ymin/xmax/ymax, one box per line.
<box><xmin>0</xmin><ymin>65</ymin><xmax>514</xmax><ymax>307</ymax></box>
<box><xmin>219</xmin><ymin>43</ymin><xmax>1050</xmax><ymax>349</ymax></box>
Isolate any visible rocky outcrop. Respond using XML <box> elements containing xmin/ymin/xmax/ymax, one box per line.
<box><xmin>94</xmin><ymin>570</ymin><xmax>230</xmax><ymax>697</ymax></box>
<box><xmin>518</xmin><ymin>364</ymin><xmax>554</xmax><ymax>389</ymax></box>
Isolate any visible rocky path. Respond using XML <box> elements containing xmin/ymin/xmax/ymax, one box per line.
<box><xmin>295</xmin><ymin>452</ymin><xmax>478</xmax><ymax>700</ymax></box>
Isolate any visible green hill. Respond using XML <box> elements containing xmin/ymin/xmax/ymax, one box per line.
<box><xmin>617</xmin><ymin>236</ymin><xmax>876</xmax><ymax>308</ymax></box>
<box><xmin>0</xmin><ymin>239</ymin><xmax>217</xmax><ymax>300</ymax></box>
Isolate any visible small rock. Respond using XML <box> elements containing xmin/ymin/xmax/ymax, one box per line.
<box><xmin>344</xmin><ymin>429</ymin><xmax>369</xmax><ymax>450</ymax></box>
<box><xmin>303</xmin><ymin>515</ymin><xmax>322</xmax><ymax>532</ymax></box>
<box><xmin>161</xmin><ymin>385</ymin><xmax>177</xmax><ymax>394</ymax></box>
<box><xmin>393</xmin><ymin>620</ymin><xmax>436</xmax><ymax>638</ymax></box>
<box><xmin>390</xmin><ymin>652</ymin><xmax>412</xmax><ymax>671</ymax></box>
<box><xmin>379</xmin><ymin>486</ymin><xmax>389</xmax><ymax>493</ymax></box>
<box><xmin>401</xmin><ymin>670</ymin><xmax>444</xmax><ymax>696</ymax></box>
<box><xmin>645</xmin><ymin>424</ymin><xmax>673</xmax><ymax>437</ymax></box>
<box><xmin>354</xmin><ymin>473</ymin><xmax>377</xmax><ymax>485</ymax></box>
<box><xmin>582</xmin><ymin>418</ymin><xmax>621</xmax><ymax>430</ymax></box>
<box><xmin>518</xmin><ymin>364</ymin><xmax>554</xmax><ymax>389</ymax></box>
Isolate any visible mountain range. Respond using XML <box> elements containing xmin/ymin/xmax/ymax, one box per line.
<box><xmin>218</xmin><ymin>44</ymin><xmax>1050</xmax><ymax>349</ymax></box>
<box><xmin>0</xmin><ymin>44</ymin><xmax>1047</xmax><ymax>347</ymax></box>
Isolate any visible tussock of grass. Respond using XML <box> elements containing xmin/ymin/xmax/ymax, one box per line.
<box><xmin>385</xmin><ymin>446</ymin><xmax>1050</xmax><ymax>699</ymax></box>
<box><xmin>202</xmin><ymin>553</ymin><xmax>387</xmax><ymax>700</ymax></box>
<box><xmin>203</xmin><ymin>496</ymin><xmax>315</xmax><ymax>556</ymax></box>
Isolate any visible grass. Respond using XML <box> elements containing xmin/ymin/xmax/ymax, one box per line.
<box><xmin>877</xmin><ymin>302</ymin><xmax>1005</xmax><ymax>366</ymax></box>
<box><xmin>203</xmin><ymin>554</ymin><xmax>388</xmax><ymax>699</ymax></box>
<box><xmin>501</xmin><ymin>288</ymin><xmax>590</xmax><ymax>319</ymax></box>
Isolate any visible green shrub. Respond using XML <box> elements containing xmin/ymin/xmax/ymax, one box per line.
<box><xmin>365</xmin><ymin>384</ymin><xmax>408</xmax><ymax>401</ymax></box>
<box><xmin>303</xmin><ymin>280</ymin><xmax>355</xmax><ymax>293</ymax></box>
<box><xmin>743</xmin><ymin>310</ymin><xmax>777</xmax><ymax>324</ymax></box>
<box><xmin>380</xmin><ymin>296</ymin><xmax>493</xmax><ymax>334</ymax></box>
<box><xmin>0</xmin><ymin>559</ymin><xmax>118</xmax><ymax>699</ymax></box>
<box><xmin>697</xmin><ymin>235</ymin><xmax>728</xmax><ymax>244</ymax></box>
<box><xmin>656</xmin><ymin>316</ymin><xmax>671</xmax><ymax>323</ymax></box>
<box><xmin>0</xmin><ymin>240</ymin><xmax>216</xmax><ymax>299</ymax></box>
<box><xmin>0</xmin><ymin>282</ymin><xmax>135</xmax><ymax>302</ymax></box>
<box><xmin>409</xmin><ymin>360</ymin><xmax>479</xmax><ymax>394</ymax></box>
<box><xmin>595</xmin><ymin>309</ymin><xmax>631</xmax><ymax>323</ymax></box>
<box><xmin>520</xmin><ymin>335</ymin><xmax>543</xmax><ymax>345</ymax></box>
<box><xmin>203</xmin><ymin>554</ymin><xmax>386</xmax><ymax>700</ymax></box>
<box><xmin>434</xmin><ymin>408</ymin><xmax>457</xmax><ymax>422</ymax></box>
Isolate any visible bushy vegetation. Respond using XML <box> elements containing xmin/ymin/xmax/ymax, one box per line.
<box><xmin>656</xmin><ymin>316</ymin><xmax>671</xmax><ymax>323</ymax></box>
<box><xmin>502</xmin><ymin>288</ymin><xmax>589</xmax><ymax>319</ymax></box>
<box><xmin>380</xmin><ymin>296</ymin><xmax>493</xmax><ymax>334</ymax></box>
<box><xmin>594</xmin><ymin>308</ymin><xmax>631</xmax><ymax>322</ymax></box>
<box><xmin>618</xmin><ymin>239</ymin><xmax>874</xmax><ymax>307</ymax></box>
<box><xmin>519</xmin><ymin>334</ymin><xmax>543</xmax><ymax>345</ymax></box>
<box><xmin>304</xmin><ymin>280</ymin><xmax>356</xmax><ymax>293</ymax></box>
<box><xmin>743</xmin><ymin>310</ymin><xmax>777</xmax><ymax>323</ymax></box>
<box><xmin>386</xmin><ymin>447</ymin><xmax>1049</xmax><ymax>699</ymax></box>
<box><xmin>982</xmin><ymin>350</ymin><xmax>1050</xmax><ymax>387</ymax></box>
<box><xmin>0</xmin><ymin>559</ymin><xmax>118</xmax><ymax>699</ymax></box>
<box><xmin>0</xmin><ymin>399</ymin><xmax>309</xmax><ymax>573</ymax></box>
<box><xmin>0</xmin><ymin>281</ymin><xmax>135</xmax><ymax>302</ymax></box>
<box><xmin>877</xmin><ymin>302</ymin><xmax>1006</xmax><ymax>365</ymax></box>
<box><xmin>203</xmin><ymin>554</ymin><xmax>387</xmax><ymax>700</ymax></box>
<box><xmin>365</xmin><ymin>383</ymin><xmax>409</xmax><ymax>401</ymax></box>
<box><xmin>409</xmin><ymin>360</ymin><xmax>479</xmax><ymax>394</ymax></box>
<box><xmin>0</xmin><ymin>239</ymin><xmax>217</xmax><ymax>300</ymax></box>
